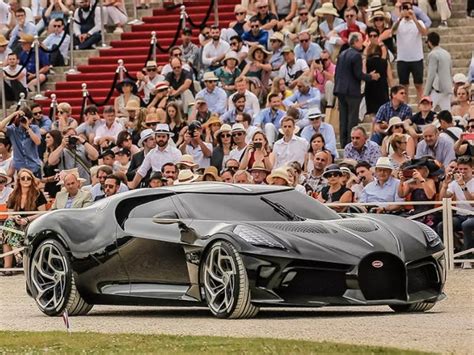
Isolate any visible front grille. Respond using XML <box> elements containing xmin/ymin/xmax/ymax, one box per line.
<box><xmin>335</xmin><ymin>219</ymin><xmax>380</xmax><ymax>233</ymax></box>
<box><xmin>358</xmin><ymin>253</ymin><xmax>406</xmax><ymax>301</ymax></box>
<box><xmin>258</xmin><ymin>222</ymin><xmax>333</xmax><ymax>234</ymax></box>
<box><xmin>277</xmin><ymin>268</ymin><xmax>347</xmax><ymax>298</ymax></box>
<box><xmin>407</xmin><ymin>262</ymin><xmax>440</xmax><ymax>294</ymax></box>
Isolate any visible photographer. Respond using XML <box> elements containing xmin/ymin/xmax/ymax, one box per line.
<box><xmin>454</xmin><ymin>118</ymin><xmax>474</xmax><ymax>156</ymax></box>
<box><xmin>178</xmin><ymin>121</ymin><xmax>212</xmax><ymax>169</ymax></box>
<box><xmin>0</xmin><ymin>108</ymin><xmax>42</xmax><ymax>176</ymax></box>
<box><xmin>47</xmin><ymin>127</ymin><xmax>99</xmax><ymax>185</ymax></box>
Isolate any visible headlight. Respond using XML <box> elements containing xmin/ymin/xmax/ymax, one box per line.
<box><xmin>234</xmin><ymin>225</ymin><xmax>285</xmax><ymax>249</ymax></box>
<box><xmin>413</xmin><ymin>221</ymin><xmax>442</xmax><ymax>248</ymax></box>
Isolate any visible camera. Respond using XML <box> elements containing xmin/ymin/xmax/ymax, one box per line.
<box><xmin>188</xmin><ymin>121</ymin><xmax>201</xmax><ymax>138</ymax></box>
<box><xmin>253</xmin><ymin>142</ymin><xmax>262</xmax><ymax>149</ymax></box>
<box><xmin>68</xmin><ymin>136</ymin><xmax>78</xmax><ymax>147</ymax></box>
<box><xmin>19</xmin><ymin>115</ymin><xmax>28</xmax><ymax>124</ymax></box>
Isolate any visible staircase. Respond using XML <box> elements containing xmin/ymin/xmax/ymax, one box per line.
<box><xmin>37</xmin><ymin>0</ymin><xmax>472</xmax><ymax>121</ymax></box>
<box><xmin>38</xmin><ymin>0</ymin><xmax>240</xmax><ymax>118</ymax></box>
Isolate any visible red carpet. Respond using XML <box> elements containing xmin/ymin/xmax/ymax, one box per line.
<box><xmin>37</xmin><ymin>0</ymin><xmax>240</xmax><ymax>118</ymax></box>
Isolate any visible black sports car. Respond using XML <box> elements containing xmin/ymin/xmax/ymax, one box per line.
<box><xmin>24</xmin><ymin>183</ymin><xmax>446</xmax><ymax>319</ymax></box>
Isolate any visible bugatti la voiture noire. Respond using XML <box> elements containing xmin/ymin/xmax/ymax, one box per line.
<box><xmin>24</xmin><ymin>183</ymin><xmax>446</xmax><ymax>319</ymax></box>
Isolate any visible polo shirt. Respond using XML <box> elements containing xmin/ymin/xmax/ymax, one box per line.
<box><xmin>241</xmin><ymin>29</ymin><xmax>269</xmax><ymax>47</ymax></box>
<box><xmin>6</xmin><ymin>124</ymin><xmax>41</xmax><ymax>172</ymax></box>
<box><xmin>359</xmin><ymin>177</ymin><xmax>404</xmax><ymax>204</ymax></box>
<box><xmin>375</xmin><ymin>101</ymin><xmax>413</xmax><ymax>123</ymax></box>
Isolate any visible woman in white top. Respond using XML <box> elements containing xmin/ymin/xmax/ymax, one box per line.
<box><xmin>114</xmin><ymin>79</ymin><xmax>140</xmax><ymax>118</ymax></box>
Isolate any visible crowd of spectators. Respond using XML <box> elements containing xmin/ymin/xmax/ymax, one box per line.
<box><xmin>0</xmin><ymin>0</ymin><xmax>474</xmax><ymax>274</ymax></box>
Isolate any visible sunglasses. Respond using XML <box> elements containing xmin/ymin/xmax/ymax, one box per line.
<box><xmin>232</xmin><ymin>132</ymin><xmax>244</xmax><ymax>137</ymax></box>
<box><xmin>374</xmin><ymin>17</ymin><xmax>384</xmax><ymax>21</ymax></box>
<box><xmin>369</xmin><ymin>34</ymin><xmax>378</xmax><ymax>38</ymax></box>
<box><xmin>172</xmin><ymin>53</ymin><xmax>182</xmax><ymax>57</ymax></box>
<box><xmin>172</xmin><ymin>66</ymin><xmax>181</xmax><ymax>70</ymax></box>
<box><xmin>235</xmin><ymin>12</ymin><xmax>245</xmax><ymax>15</ymax></box>
<box><xmin>226</xmin><ymin>166</ymin><xmax>238</xmax><ymax>171</ymax></box>
<box><xmin>468</xmin><ymin>125</ymin><xmax>474</xmax><ymax>129</ymax></box>
<box><xmin>53</xmin><ymin>25</ymin><xmax>62</xmax><ymax>28</ymax></box>
<box><xmin>309</xmin><ymin>116</ymin><xmax>321</xmax><ymax>121</ymax></box>
<box><xmin>393</xmin><ymin>124</ymin><xmax>403</xmax><ymax>129</ymax></box>
<box><xmin>221</xmin><ymin>133</ymin><xmax>232</xmax><ymax>138</ymax></box>
<box><xmin>300</xmin><ymin>39</ymin><xmax>309</xmax><ymax>43</ymax></box>
<box><xmin>205</xmin><ymin>80</ymin><xmax>216</xmax><ymax>83</ymax></box>
<box><xmin>58</xmin><ymin>110</ymin><xmax>67</xmax><ymax>114</ymax></box>
<box><xmin>326</xmin><ymin>173</ymin><xmax>341</xmax><ymax>178</ymax></box>
<box><xmin>33</xmin><ymin>111</ymin><xmax>42</xmax><ymax>116</ymax></box>
<box><xmin>147</xmin><ymin>68</ymin><xmax>157</xmax><ymax>71</ymax></box>
<box><xmin>258</xmin><ymin>5</ymin><xmax>268</xmax><ymax>8</ymax></box>
<box><xmin>251</xmin><ymin>25</ymin><xmax>259</xmax><ymax>29</ymax></box>
<box><xmin>145</xmin><ymin>122</ymin><xmax>159</xmax><ymax>127</ymax></box>
<box><xmin>0</xmin><ymin>179</ymin><xmax>7</xmax><ymax>184</ymax></box>
<box><xmin>104</xmin><ymin>184</ymin><xmax>116</xmax><ymax>189</ymax></box>
<box><xmin>299</xmin><ymin>12</ymin><xmax>308</xmax><ymax>16</ymax></box>
<box><xmin>20</xmin><ymin>176</ymin><xmax>33</xmax><ymax>181</ymax></box>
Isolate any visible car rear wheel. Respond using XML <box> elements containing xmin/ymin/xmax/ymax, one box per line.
<box><xmin>389</xmin><ymin>302</ymin><xmax>436</xmax><ymax>313</ymax></box>
<box><xmin>30</xmin><ymin>239</ymin><xmax>93</xmax><ymax>316</ymax></box>
<box><xmin>202</xmin><ymin>240</ymin><xmax>259</xmax><ymax>319</ymax></box>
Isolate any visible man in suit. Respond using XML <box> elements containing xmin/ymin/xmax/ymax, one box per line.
<box><xmin>424</xmin><ymin>32</ymin><xmax>452</xmax><ymax>111</ymax></box>
<box><xmin>52</xmin><ymin>171</ymin><xmax>93</xmax><ymax>210</ymax></box>
<box><xmin>334</xmin><ymin>32</ymin><xmax>380</xmax><ymax>147</ymax></box>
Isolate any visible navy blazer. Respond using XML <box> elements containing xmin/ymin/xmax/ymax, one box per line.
<box><xmin>334</xmin><ymin>47</ymin><xmax>372</xmax><ymax>98</ymax></box>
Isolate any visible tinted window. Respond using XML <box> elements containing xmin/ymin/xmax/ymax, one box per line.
<box><xmin>179</xmin><ymin>190</ymin><xmax>340</xmax><ymax>221</ymax></box>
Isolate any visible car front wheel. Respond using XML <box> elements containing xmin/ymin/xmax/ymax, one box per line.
<box><xmin>201</xmin><ymin>240</ymin><xmax>259</xmax><ymax>319</ymax></box>
<box><xmin>30</xmin><ymin>239</ymin><xmax>92</xmax><ymax>316</ymax></box>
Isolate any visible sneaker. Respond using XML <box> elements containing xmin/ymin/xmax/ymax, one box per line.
<box><xmin>113</xmin><ymin>27</ymin><xmax>124</xmax><ymax>34</ymax></box>
<box><xmin>439</xmin><ymin>21</ymin><xmax>448</xmax><ymax>28</ymax></box>
<box><xmin>462</xmin><ymin>261</ymin><xmax>472</xmax><ymax>269</ymax></box>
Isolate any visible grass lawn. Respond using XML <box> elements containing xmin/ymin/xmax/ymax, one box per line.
<box><xmin>0</xmin><ymin>331</ymin><xmax>429</xmax><ymax>354</ymax></box>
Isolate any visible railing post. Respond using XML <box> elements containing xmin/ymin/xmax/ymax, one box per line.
<box><xmin>82</xmin><ymin>83</ymin><xmax>89</xmax><ymax>105</ymax></box>
<box><xmin>33</xmin><ymin>36</ymin><xmax>47</xmax><ymax>100</ymax></box>
<box><xmin>66</xmin><ymin>12</ymin><xmax>80</xmax><ymax>75</ymax></box>
<box><xmin>0</xmin><ymin>63</ymin><xmax>6</xmax><ymax>118</ymax></box>
<box><xmin>180</xmin><ymin>5</ymin><xmax>187</xmax><ymax>30</ymax></box>
<box><xmin>442</xmin><ymin>198</ymin><xmax>454</xmax><ymax>270</ymax></box>
<box><xmin>17</xmin><ymin>92</ymin><xmax>26</xmax><ymax>109</ymax></box>
<box><xmin>213</xmin><ymin>0</ymin><xmax>219</xmax><ymax>26</ymax></box>
<box><xmin>151</xmin><ymin>31</ymin><xmax>157</xmax><ymax>62</ymax></box>
<box><xmin>99</xmin><ymin>0</ymin><xmax>112</xmax><ymax>49</ymax></box>
<box><xmin>50</xmin><ymin>93</ymin><xmax>57</xmax><ymax>119</ymax></box>
<box><xmin>117</xmin><ymin>59</ymin><xmax>125</xmax><ymax>81</ymax></box>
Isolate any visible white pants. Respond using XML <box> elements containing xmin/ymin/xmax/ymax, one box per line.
<box><xmin>418</xmin><ymin>0</ymin><xmax>451</xmax><ymax>21</ymax></box>
<box><xmin>105</xmin><ymin>6</ymin><xmax>128</xmax><ymax>26</ymax></box>
<box><xmin>430</xmin><ymin>90</ymin><xmax>452</xmax><ymax>111</ymax></box>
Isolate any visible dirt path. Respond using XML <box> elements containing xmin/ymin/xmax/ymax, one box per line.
<box><xmin>0</xmin><ymin>270</ymin><xmax>472</xmax><ymax>354</ymax></box>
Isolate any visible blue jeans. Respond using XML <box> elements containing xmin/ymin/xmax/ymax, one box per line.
<box><xmin>437</xmin><ymin>215</ymin><xmax>474</xmax><ymax>252</ymax></box>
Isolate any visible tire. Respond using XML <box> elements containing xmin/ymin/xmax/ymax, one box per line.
<box><xmin>30</xmin><ymin>239</ymin><xmax>93</xmax><ymax>316</ymax></box>
<box><xmin>201</xmin><ymin>240</ymin><xmax>259</xmax><ymax>319</ymax></box>
<box><xmin>389</xmin><ymin>302</ymin><xmax>436</xmax><ymax>313</ymax></box>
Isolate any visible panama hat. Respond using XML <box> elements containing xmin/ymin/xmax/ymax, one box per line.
<box><xmin>249</xmin><ymin>161</ymin><xmax>270</xmax><ymax>174</ymax></box>
<box><xmin>367</xmin><ymin>0</ymin><xmax>384</xmax><ymax>13</ymax></box>
<box><xmin>369</xmin><ymin>10</ymin><xmax>389</xmax><ymax>22</ymax></box>
<box><xmin>146</xmin><ymin>60</ymin><xmax>157</xmax><ymax>69</ymax></box>
<box><xmin>116</xmin><ymin>78</ymin><xmax>138</xmax><ymax>94</ymax></box>
<box><xmin>0</xmin><ymin>168</ymin><xmax>12</xmax><ymax>184</ymax></box>
<box><xmin>315</xmin><ymin>2</ymin><xmax>339</xmax><ymax>17</ymax></box>
<box><xmin>452</xmin><ymin>73</ymin><xmax>467</xmax><ymax>84</ymax></box>
<box><xmin>174</xmin><ymin>169</ymin><xmax>199</xmax><ymax>184</ymax></box>
<box><xmin>202</xmin><ymin>71</ymin><xmax>219</xmax><ymax>81</ymax></box>
<box><xmin>385</xmin><ymin>116</ymin><xmax>404</xmax><ymax>134</ymax></box>
<box><xmin>223</xmin><ymin>51</ymin><xmax>239</xmax><ymax>65</ymax></box>
<box><xmin>177</xmin><ymin>154</ymin><xmax>198</xmax><ymax>169</ymax></box>
<box><xmin>202</xmin><ymin>166</ymin><xmax>222</xmax><ymax>181</ymax></box>
<box><xmin>248</xmin><ymin>44</ymin><xmax>272</xmax><ymax>61</ymax></box>
<box><xmin>57</xmin><ymin>168</ymin><xmax>86</xmax><ymax>186</ymax></box>
<box><xmin>281</xmin><ymin>46</ymin><xmax>294</xmax><ymax>54</ymax></box>
<box><xmin>214</xmin><ymin>123</ymin><xmax>232</xmax><ymax>139</ymax></box>
<box><xmin>155</xmin><ymin>123</ymin><xmax>174</xmax><ymax>137</ymax></box>
<box><xmin>203</xmin><ymin>114</ymin><xmax>222</xmax><ymax>129</ymax></box>
<box><xmin>231</xmin><ymin>123</ymin><xmax>246</xmax><ymax>133</ymax></box>
<box><xmin>266</xmin><ymin>167</ymin><xmax>292</xmax><ymax>185</ymax></box>
<box><xmin>19</xmin><ymin>33</ymin><xmax>34</xmax><ymax>43</ymax></box>
<box><xmin>270</xmin><ymin>32</ymin><xmax>284</xmax><ymax>43</ymax></box>
<box><xmin>322</xmin><ymin>164</ymin><xmax>343</xmax><ymax>178</ymax></box>
<box><xmin>125</xmin><ymin>100</ymin><xmax>140</xmax><ymax>111</ymax></box>
<box><xmin>0</xmin><ymin>34</ymin><xmax>8</xmax><ymax>46</ymax></box>
<box><xmin>307</xmin><ymin>107</ymin><xmax>325</xmax><ymax>120</ymax></box>
<box><xmin>138</xmin><ymin>128</ymin><xmax>155</xmax><ymax>147</ymax></box>
<box><xmin>375</xmin><ymin>157</ymin><xmax>394</xmax><ymax>170</ymax></box>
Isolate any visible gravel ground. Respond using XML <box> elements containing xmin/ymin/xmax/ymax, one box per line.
<box><xmin>0</xmin><ymin>270</ymin><xmax>472</xmax><ymax>354</ymax></box>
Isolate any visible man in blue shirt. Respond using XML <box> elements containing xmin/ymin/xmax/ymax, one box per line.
<box><xmin>253</xmin><ymin>93</ymin><xmax>286</xmax><ymax>146</ymax></box>
<box><xmin>241</xmin><ymin>17</ymin><xmax>269</xmax><ymax>48</ymax></box>
<box><xmin>19</xmin><ymin>34</ymin><xmax>49</xmax><ymax>92</ymax></box>
<box><xmin>42</xmin><ymin>18</ymin><xmax>70</xmax><ymax>66</ymax></box>
<box><xmin>300</xmin><ymin>107</ymin><xmax>338</xmax><ymax>158</ymax></box>
<box><xmin>8</xmin><ymin>8</ymin><xmax>37</xmax><ymax>54</ymax></box>
<box><xmin>195</xmin><ymin>71</ymin><xmax>227</xmax><ymax>116</ymax></box>
<box><xmin>373</xmin><ymin>85</ymin><xmax>412</xmax><ymax>144</ymax></box>
<box><xmin>0</xmin><ymin>109</ymin><xmax>42</xmax><ymax>177</ymax></box>
<box><xmin>294</xmin><ymin>30</ymin><xmax>323</xmax><ymax>66</ymax></box>
<box><xmin>359</xmin><ymin>157</ymin><xmax>404</xmax><ymax>213</ymax></box>
<box><xmin>283</xmin><ymin>76</ymin><xmax>321</xmax><ymax>111</ymax></box>
<box><xmin>220</xmin><ymin>93</ymin><xmax>253</xmax><ymax>125</ymax></box>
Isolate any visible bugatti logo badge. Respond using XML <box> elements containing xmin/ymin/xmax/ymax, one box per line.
<box><xmin>372</xmin><ymin>260</ymin><xmax>384</xmax><ymax>268</ymax></box>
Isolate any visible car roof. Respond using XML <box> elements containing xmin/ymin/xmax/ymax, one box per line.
<box><xmin>162</xmin><ymin>182</ymin><xmax>293</xmax><ymax>194</ymax></box>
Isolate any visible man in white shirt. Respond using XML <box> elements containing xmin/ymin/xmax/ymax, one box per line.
<box><xmin>4</xmin><ymin>52</ymin><xmax>27</xmax><ymax>101</ymax></box>
<box><xmin>228</xmin><ymin>77</ymin><xmax>260</xmax><ymax>117</ymax></box>
<box><xmin>228</xmin><ymin>123</ymin><xmax>248</xmax><ymax>162</ymax></box>
<box><xmin>201</xmin><ymin>25</ymin><xmax>230</xmax><ymax>71</ymax></box>
<box><xmin>273</xmin><ymin>116</ymin><xmax>308</xmax><ymax>169</ymax></box>
<box><xmin>94</xmin><ymin>106</ymin><xmax>124</xmax><ymax>146</ymax></box>
<box><xmin>392</xmin><ymin>2</ymin><xmax>428</xmax><ymax>101</ymax></box>
<box><xmin>178</xmin><ymin>121</ymin><xmax>212</xmax><ymax>168</ymax></box>
<box><xmin>136</xmin><ymin>60</ymin><xmax>165</xmax><ymax>105</ymax></box>
<box><xmin>278</xmin><ymin>46</ymin><xmax>309</xmax><ymax>89</ymax></box>
<box><xmin>42</xmin><ymin>18</ymin><xmax>70</xmax><ymax>66</ymax></box>
<box><xmin>129</xmin><ymin>124</ymin><xmax>182</xmax><ymax>189</ymax></box>
<box><xmin>195</xmin><ymin>71</ymin><xmax>228</xmax><ymax>115</ymax></box>
<box><xmin>73</xmin><ymin>0</ymin><xmax>101</xmax><ymax>50</ymax></box>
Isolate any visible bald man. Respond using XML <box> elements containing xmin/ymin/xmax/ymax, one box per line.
<box><xmin>52</xmin><ymin>173</ymin><xmax>93</xmax><ymax>209</ymax></box>
<box><xmin>415</xmin><ymin>124</ymin><xmax>455</xmax><ymax>167</ymax></box>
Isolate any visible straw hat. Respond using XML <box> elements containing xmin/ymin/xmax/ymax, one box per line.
<box><xmin>214</xmin><ymin>123</ymin><xmax>232</xmax><ymax>139</ymax></box>
<box><xmin>369</xmin><ymin>10</ymin><xmax>389</xmax><ymax>23</ymax></box>
<box><xmin>266</xmin><ymin>167</ymin><xmax>292</xmax><ymax>185</ymax></box>
<box><xmin>202</xmin><ymin>166</ymin><xmax>222</xmax><ymax>181</ymax></box>
<box><xmin>0</xmin><ymin>168</ymin><xmax>12</xmax><ymax>184</ymax></box>
<box><xmin>174</xmin><ymin>169</ymin><xmax>199</xmax><ymax>184</ymax></box>
<box><xmin>146</xmin><ymin>60</ymin><xmax>157</xmax><ymax>68</ymax></box>
<box><xmin>138</xmin><ymin>128</ymin><xmax>155</xmax><ymax>147</ymax></box>
<box><xmin>452</xmin><ymin>73</ymin><xmax>467</xmax><ymax>84</ymax></box>
<box><xmin>0</xmin><ymin>34</ymin><xmax>8</xmax><ymax>46</ymax></box>
<box><xmin>203</xmin><ymin>114</ymin><xmax>222</xmax><ymax>129</ymax></box>
<box><xmin>314</xmin><ymin>2</ymin><xmax>339</xmax><ymax>17</ymax></box>
<box><xmin>177</xmin><ymin>154</ymin><xmax>198</xmax><ymax>169</ymax></box>
<box><xmin>202</xmin><ymin>72</ymin><xmax>219</xmax><ymax>81</ymax></box>
<box><xmin>125</xmin><ymin>100</ymin><xmax>140</xmax><ymax>111</ymax></box>
<box><xmin>307</xmin><ymin>107</ymin><xmax>325</xmax><ymax>120</ymax></box>
<box><xmin>222</xmin><ymin>51</ymin><xmax>239</xmax><ymax>65</ymax></box>
<box><xmin>270</xmin><ymin>31</ymin><xmax>284</xmax><ymax>43</ymax></box>
<box><xmin>367</xmin><ymin>0</ymin><xmax>384</xmax><ymax>13</ymax></box>
<box><xmin>385</xmin><ymin>116</ymin><xmax>403</xmax><ymax>133</ymax></box>
<box><xmin>247</xmin><ymin>44</ymin><xmax>272</xmax><ymax>61</ymax></box>
<box><xmin>231</xmin><ymin>123</ymin><xmax>246</xmax><ymax>133</ymax></box>
<box><xmin>57</xmin><ymin>168</ymin><xmax>86</xmax><ymax>186</ymax></box>
<box><xmin>375</xmin><ymin>157</ymin><xmax>394</xmax><ymax>170</ymax></box>
<box><xmin>19</xmin><ymin>33</ymin><xmax>34</xmax><ymax>43</ymax></box>
<box><xmin>249</xmin><ymin>161</ymin><xmax>270</xmax><ymax>174</ymax></box>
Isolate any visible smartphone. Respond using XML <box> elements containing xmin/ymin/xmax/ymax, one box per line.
<box><xmin>253</xmin><ymin>142</ymin><xmax>262</xmax><ymax>149</ymax></box>
<box><xmin>402</xmin><ymin>169</ymin><xmax>414</xmax><ymax>179</ymax></box>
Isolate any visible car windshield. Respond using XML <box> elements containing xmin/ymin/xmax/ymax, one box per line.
<box><xmin>178</xmin><ymin>190</ymin><xmax>340</xmax><ymax>221</ymax></box>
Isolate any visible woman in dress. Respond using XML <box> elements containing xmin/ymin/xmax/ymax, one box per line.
<box><xmin>317</xmin><ymin>164</ymin><xmax>353</xmax><ymax>212</ymax></box>
<box><xmin>240</xmin><ymin>45</ymin><xmax>272</xmax><ymax>99</ymax></box>
<box><xmin>114</xmin><ymin>78</ymin><xmax>140</xmax><ymax>118</ymax></box>
<box><xmin>368</xmin><ymin>10</ymin><xmax>395</xmax><ymax>59</ymax></box>
<box><xmin>42</xmin><ymin>129</ymin><xmax>62</xmax><ymax>198</ymax></box>
<box><xmin>364</xmin><ymin>41</ymin><xmax>392</xmax><ymax>116</ymax></box>
<box><xmin>2</xmin><ymin>169</ymin><xmax>47</xmax><ymax>273</ymax></box>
